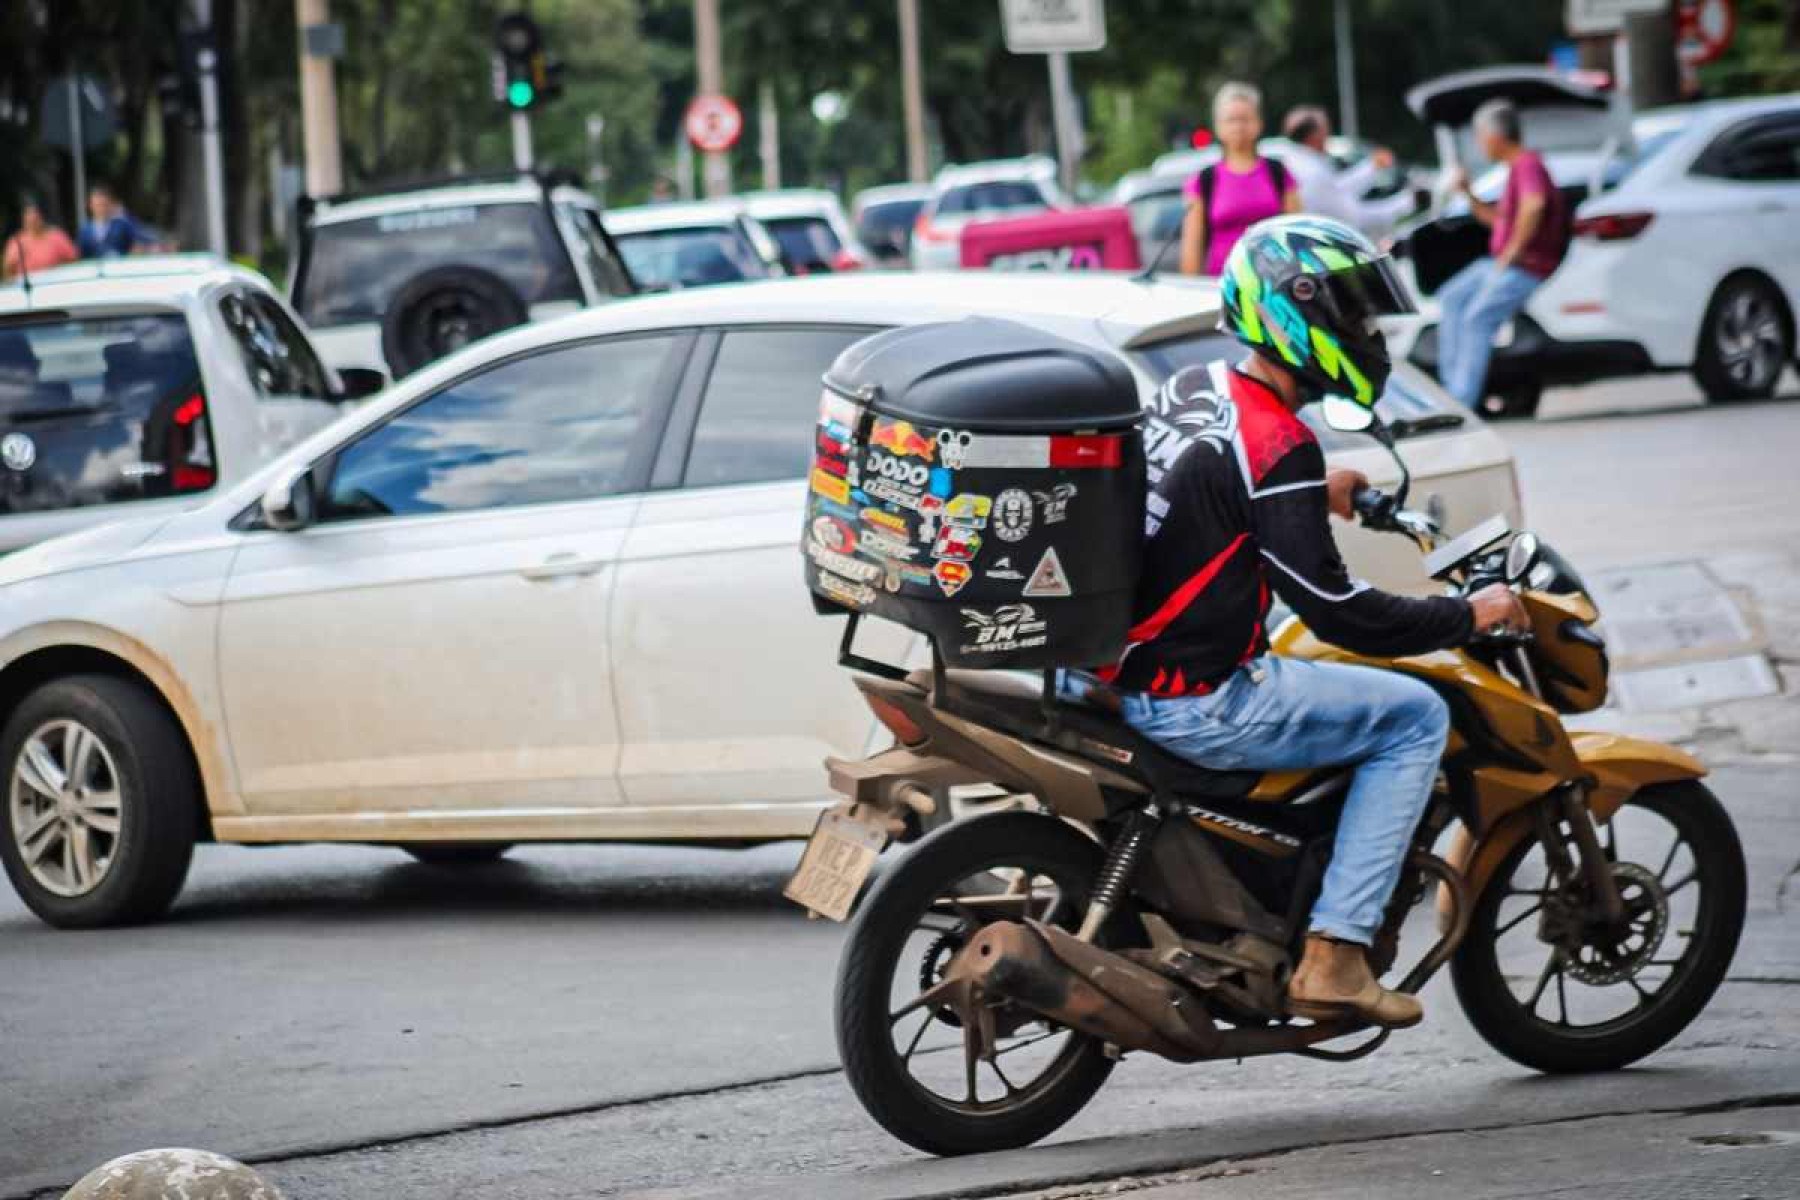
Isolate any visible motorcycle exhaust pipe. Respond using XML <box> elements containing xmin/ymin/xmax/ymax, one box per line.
<box><xmin>955</xmin><ymin>920</ymin><xmax>1222</xmax><ymax>1062</ymax></box>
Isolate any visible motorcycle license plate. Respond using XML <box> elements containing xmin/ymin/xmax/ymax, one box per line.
<box><xmin>784</xmin><ymin>808</ymin><xmax>887</xmax><ymax>922</ymax></box>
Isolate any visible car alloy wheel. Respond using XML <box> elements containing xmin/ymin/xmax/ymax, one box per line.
<box><xmin>8</xmin><ymin>719</ymin><xmax>124</xmax><ymax>898</ymax></box>
<box><xmin>1715</xmin><ymin>286</ymin><xmax>1785</xmax><ymax>392</ymax></box>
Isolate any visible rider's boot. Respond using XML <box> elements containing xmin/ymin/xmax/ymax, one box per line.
<box><xmin>1286</xmin><ymin>934</ymin><xmax>1424</xmax><ymax>1029</ymax></box>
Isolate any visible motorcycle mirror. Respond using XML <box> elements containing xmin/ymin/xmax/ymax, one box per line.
<box><xmin>1506</xmin><ymin>532</ymin><xmax>1542</xmax><ymax>584</ymax></box>
<box><xmin>1320</xmin><ymin>396</ymin><xmax>1374</xmax><ymax>433</ymax></box>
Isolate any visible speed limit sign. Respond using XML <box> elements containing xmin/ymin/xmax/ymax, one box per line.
<box><xmin>685</xmin><ymin>94</ymin><xmax>743</xmax><ymax>154</ymax></box>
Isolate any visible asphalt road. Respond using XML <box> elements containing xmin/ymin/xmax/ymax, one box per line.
<box><xmin>2</xmin><ymin>394</ymin><xmax>1798</xmax><ymax>1200</ymax></box>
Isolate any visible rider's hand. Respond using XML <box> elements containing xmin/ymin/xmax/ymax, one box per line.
<box><xmin>1370</xmin><ymin>146</ymin><xmax>1396</xmax><ymax>170</ymax></box>
<box><xmin>1326</xmin><ymin>468</ymin><xmax>1370</xmax><ymax>521</ymax></box>
<box><xmin>1469</xmin><ymin>583</ymin><xmax>1528</xmax><ymax>636</ymax></box>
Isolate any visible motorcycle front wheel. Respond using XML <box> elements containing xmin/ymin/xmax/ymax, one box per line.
<box><xmin>1451</xmin><ymin>780</ymin><xmax>1746</xmax><ymax>1073</ymax></box>
<box><xmin>835</xmin><ymin>810</ymin><xmax>1116</xmax><ymax>1156</ymax></box>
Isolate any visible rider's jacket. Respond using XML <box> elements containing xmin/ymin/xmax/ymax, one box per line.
<box><xmin>1102</xmin><ymin>361</ymin><xmax>1473</xmax><ymax>698</ymax></box>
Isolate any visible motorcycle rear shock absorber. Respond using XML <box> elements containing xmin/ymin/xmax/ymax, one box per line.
<box><xmin>1076</xmin><ymin>806</ymin><xmax>1162</xmax><ymax>941</ymax></box>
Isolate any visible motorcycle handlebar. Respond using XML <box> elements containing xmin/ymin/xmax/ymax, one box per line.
<box><xmin>1353</xmin><ymin>486</ymin><xmax>1396</xmax><ymax>528</ymax></box>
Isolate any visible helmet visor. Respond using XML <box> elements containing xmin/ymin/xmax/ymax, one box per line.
<box><xmin>1316</xmin><ymin>256</ymin><xmax>1418</xmax><ymax>324</ymax></box>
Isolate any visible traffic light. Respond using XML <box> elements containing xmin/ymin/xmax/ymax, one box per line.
<box><xmin>493</xmin><ymin>12</ymin><xmax>561</xmax><ymax>111</ymax></box>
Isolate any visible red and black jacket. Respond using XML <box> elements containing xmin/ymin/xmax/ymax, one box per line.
<box><xmin>1104</xmin><ymin>363</ymin><xmax>1473</xmax><ymax>698</ymax></box>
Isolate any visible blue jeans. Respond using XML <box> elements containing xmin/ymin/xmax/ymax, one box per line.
<box><xmin>1436</xmin><ymin>258</ymin><xmax>1542</xmax><ymax>409</ymax></box>
<box><xmin>1114</xmin><ymin>657</ymin><xmax>1449</xmax><ymax>945</ymax></box>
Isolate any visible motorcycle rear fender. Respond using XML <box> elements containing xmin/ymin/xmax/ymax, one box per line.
<box><xmin>1461</xmin><ymin>733</ymin><xmax>1707</xmax><ymax>899</ymax></box>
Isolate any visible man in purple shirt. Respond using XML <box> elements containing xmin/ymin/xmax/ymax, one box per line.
<box><xmin>1435</xmin><ymin>99</ymin><xmax>1569</xmax><ymax>411</ymax></box>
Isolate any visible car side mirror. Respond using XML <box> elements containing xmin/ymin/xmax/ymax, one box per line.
<box><xmin>333</xmin><ymin>366</ymin><xmax>387</xmax><ymax>401</ymax></box>
<box><xmin>260</xmin><ymin>465</ymin><xmax>317</xmax><ymax>532</ymax></box>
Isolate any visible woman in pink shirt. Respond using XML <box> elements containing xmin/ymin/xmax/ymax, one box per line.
<box><xmin>3</xmin><ymin>198</ymin><xmax>80</xmax><ymax>281</ymax></box>
<box><xmin>1180</xmin><ymin>82</ymin><xmax>1300</xmax><ymax>277</ymax></box>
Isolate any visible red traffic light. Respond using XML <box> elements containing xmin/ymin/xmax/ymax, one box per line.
<box><xmin>1190</xmin><ymin>127</ymin><xmax>1214</xmax><ymax>150</ymax></box>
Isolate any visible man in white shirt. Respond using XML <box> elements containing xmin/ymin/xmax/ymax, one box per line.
<box><xmin>1280</xmin><ymin>106</ymin><xmax>1421</xmax><ymax>240</ymax></box>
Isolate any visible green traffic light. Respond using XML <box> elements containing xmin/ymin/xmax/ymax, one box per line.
<box><xmin>507</xmin><ymin>79</ymin><xmax>535</xmax><ymax>108</ymax></box>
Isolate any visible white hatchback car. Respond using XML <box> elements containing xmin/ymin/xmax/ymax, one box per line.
<box><xmin>741</xmin><ymin>189</ymin><xmax>873</xmax><ymax>274</ymax></box>
<box><xmin>0</xmin><ymin>272</ymin><xmax>1520</xmax><ymax>927</ymax></box>
<box><xmin>0</xmin><ymin>255</ymin><xmax>378</xmax><ymax>555</ymax></box>
<box><xmin>910</xmin><ymin>158</ymin><xmax>1068</xmax><ymax>270</ymax></box>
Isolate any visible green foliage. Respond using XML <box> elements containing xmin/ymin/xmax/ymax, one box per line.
<box><xmin>1699</xmin><ymin>0</ymin><xmax>1800</xmax><ymax>96</ymax></box>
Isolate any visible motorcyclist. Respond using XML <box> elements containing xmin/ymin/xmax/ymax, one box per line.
<box><xmin>1092</xmin><ymin>215</ymin><xmax>1526</xmax><ymax>1029</ymax></box>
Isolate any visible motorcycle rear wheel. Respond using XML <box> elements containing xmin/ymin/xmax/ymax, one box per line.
<box><xmin>1452</xmin><ymin>781</ymin><xmax>1745</xmax><ymax>1073</ymax></box>
<box><xmin>835</xmin><ymin>811</ymin><xmax>1116</xmax><ymax>1155</ymax></box>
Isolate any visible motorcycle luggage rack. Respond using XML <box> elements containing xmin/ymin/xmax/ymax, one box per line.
<box><xmin>837</xmin><ymin>612</ymin><xmax>1063</xmax><ymax>736</ymax></box>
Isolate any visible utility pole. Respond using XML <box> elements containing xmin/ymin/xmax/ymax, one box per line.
<box><xmin>759</xmin><ymin>79</ymin><xmax>780</xmax><ymax>190</ymax></box>
<box><xmin>193</xmin><ymin>0</ymin><xmax>228</xmax><ymax>254</ymax></box>
<box><xmin>1046</xmin><ymin>52</ymin><xmax>1081</xmax><ymax>197</ymax></box>
<box><xmin>898</xmin><ymin>0</ymin><xmax>928</xmax><ymax>182</ymax></box>
<box><xmin>295</xmin><ymin>0</ymin><xmax>344</xmax><ymax>197</ymax></box>
<box><xmin>694</xmin><ymin>0</ymin><xmax>731</xmax><ymax>197</ymax></box>
<box><xmin>1333</xmin><ymin>0</ymin><xmax>1359</xmax><ymax>140</ymax></box>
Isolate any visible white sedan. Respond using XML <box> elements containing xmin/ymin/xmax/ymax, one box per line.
<box><xmin>0</xmin><ymin>272</ymin><xmax>1520</xmax><ymax>926</ymax></box>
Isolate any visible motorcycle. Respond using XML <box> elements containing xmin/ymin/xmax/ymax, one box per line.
<box><xmin>785</xmin><ymin>400</ymin><xmax>1747</xmax><ymax>1157</ymax></box>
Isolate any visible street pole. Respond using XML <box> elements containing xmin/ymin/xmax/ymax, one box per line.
<box><xmin>1333</xmin><ymin>0</ymin><xmax>1359</xmax><ymax>140</ymax></box>
<box><xmin>1046</xmin><ymin>50</ymin><xmax>1081</xmax><ymax>197</ymax></box>
<box><xmin>694</xmin><ymin>0</ymin><xmax>731</xmax><ymax>197</ymax></box>
<box><xmin>511</xmin><ymin>111</ymin><xmax>534</xmax><ymax>172</ymax></box>
<box><xmin>295</xmin><ymin>0</ymin><xmax>343</xmax><ymax>197</ymax></box>
<box><xmin>66</xmin><ymin>73</ymin><xmax>86</xmax><ymax>230</ymax></box>
<box><xmin>898</xmin><ymin>0</ymin><xmax>927</xmax><ymax>182</ymax></box>
<box><xmin>194</xmin><ymin>0</ymin><xmax>228</xmax><ymax>255</ymax></box>
<box><xmin>759</xmin><ymin>78</ymin><xmax>780</xmax><ymax>191</ymax></box>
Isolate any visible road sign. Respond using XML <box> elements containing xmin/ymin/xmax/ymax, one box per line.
<box><xmin>685</xmin><ymin>93</ymin><xmax>743</xmax><ymax>154</ymax></box>
<box><xmin>40</xmin><ymin>74</ymin><xmax>115</xmax><ymax>153</ymax></box>
<box><xmin>1000</xmin><ymin>0</ymin><xmax>1106</xmax><ymax>54</ymax></box>
<box><xmin>1565</xmin><ymin>0</ymin><xmax>1665</xmax><ymax>36</ymax></box>
<box><xmin>1676</xmin><ymin>0</ymin><xmax>1736</xmax><ymax>66</ymax></box>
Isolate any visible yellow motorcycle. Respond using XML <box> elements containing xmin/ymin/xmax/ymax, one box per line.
<box><xmin>788</xmin><ymin>407</ymin><xmax>1747</xmax><ymax>1157</ymax></box>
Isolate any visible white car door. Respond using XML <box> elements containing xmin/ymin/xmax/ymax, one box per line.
<box><xmin>611</xmin><ymin>324</ymin><xmax>909</xmax><ymax>810</ymax></box>
<box><xmin>215</xmin><ymin>287</ymin><xmax>348</xmax><ymax>460</ymax></box>
<box><xmin>217</xmin><ymin>333</ymin><xmax>688</xmax><ymax>819</ymax></box>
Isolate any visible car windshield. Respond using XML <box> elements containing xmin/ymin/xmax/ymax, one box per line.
<box><xmin>934</xmin><ymin>180</ymin><xmax>1048</xmax><ymax>218</ymax></box>
<box><xmin>1133</xmin><ymin>332</ymin><xmax>1464</xmax><ymax>449</ymax></box>
<box><xmin>296</xmin><ymin>202</ymin><xmax>581</xmax><ymax>327</ymax></box>
<box><xmin>0</xmin><ymin>311</ymin><xmax>217</xmax><ymax>516</ymax></box>
<box><xmin>763</xmin><ymin>216</ymin><xmax>842</xmax><ymax>273</ymax></box>
<box><xmin>856</xmin><ymin>198</ymin><xmax>924</xmax><ymax>247</ymax></box>
<box><xmin>613</xmin><ymin>225</ymin><xmax>772</xmax><ymax>289</ymax></box>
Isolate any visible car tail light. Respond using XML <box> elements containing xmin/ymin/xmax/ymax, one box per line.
<box><xmin>1573</xmin><ymin>212</ymin><xmax>1654</xmax><ymax>241</ymax></box>
<box><xmin>168</xmin><ymin>392</ymin><xmax>216</xmax><ymax>493</ymax></box>
<box><xmin>914</xmin><ymin>214</ymin><xmax>954</xmax><ymax>243</ymax></box>
<box><xmin>865</xmin><ymin>693</ymin><xmax>926</xmax><ymax>746</ymax></box>
<box><xmin>831</xmin><ymin>247</ymin><xmax>866</xmax><ymax>271</ymax></box>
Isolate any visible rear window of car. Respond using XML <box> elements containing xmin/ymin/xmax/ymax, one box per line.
<box><xmin>934</xmin><ymin>181</ymin><xmax>1049</xmax><ymax>217</ymax></box>
<box><xmin>297</xmin><ymin>202</ymin><xmax>580</xmax><ymax>328</ymax></box>
<box><xmin>1133</xmin><ymin>333</ymin><xmax>1465</xmax><ymax>450</ymax></box>
<box><xmin>856</xmin><ymin>198</ymin><xmax>925</xmax><ymax>245</ymax></box>
<box><xmin>763</xmin><ymin>216</ymin><xmax>843</xmax><ymax>273</ymax></box>
<box><xmin>0</xmin><ymin>311</ymin><xmax>218</xmax><ymax>516</ymax></box>
<box><xmin>613</xmin><ymin>226</ymin><xmax>772</xmax><ymax>289</ymax></box>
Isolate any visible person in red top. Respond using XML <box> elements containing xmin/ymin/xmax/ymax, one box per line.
<box><xmin>3</xmin><ymin>197</ymin><xmax>79</xmax><ymax>281</ymax></box>
<box><xmin>1435</xmin><ymin>98</ymin><xmax>1569</xmax><ymax>410</ymax></box>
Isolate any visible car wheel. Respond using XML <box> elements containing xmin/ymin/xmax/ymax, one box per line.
<box><xmin>380</xmin><ymin>264</ymin><xmax>530</xmax><ymax>379</ymax></box>
<box><xmin>0</xmin><ymin>676</ymin><xmax>198</xmax><ymax>928</ymax></box>
<box><xmin>402</xmin><ymin>842</ymin><xmax>513</xmax><ymax>865</ymax></box>
<box><xmin>1693</xmin><ymin>274</ymin><xmax>1792</xmax><ymax>403</ymax></box>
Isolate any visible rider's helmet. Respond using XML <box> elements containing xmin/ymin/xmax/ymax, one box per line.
<box><xmin>1218</xmin><ymin>215</ymin><xmax>1417</xmax><ymax>408</ymax></box>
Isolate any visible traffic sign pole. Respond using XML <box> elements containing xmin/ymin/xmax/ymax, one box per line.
<box><xmin>66</xmin><ymin>72</ymin><xmax>86</xmax><ymax>229</ymax></box>
<box><xmin>1046</xmin><ymin>51</ymin><xmax>1081</xmax><ymax>198</ymax></box>
<box><xmin>512</xmin><ymin>110</ymin><xmax>534</xmax><ymax>171</ymax></box>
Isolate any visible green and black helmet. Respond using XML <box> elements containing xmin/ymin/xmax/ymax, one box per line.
<box><xmin>1219</xmin><ymin>215</ymin><xmax>1417</xmax><ymax>408</ymax></box>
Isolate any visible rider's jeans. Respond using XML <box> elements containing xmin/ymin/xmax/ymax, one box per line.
<box><xmin>1116</xmin><ymin>656</ymin><xmax>1450</xmax><ymax>947</ymax></box>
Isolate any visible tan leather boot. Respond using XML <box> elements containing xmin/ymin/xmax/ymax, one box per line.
<box><xmin>1286</xmin><ymin>934</ymin><xmax>1423</xmax><ymax>1030</ymax></box>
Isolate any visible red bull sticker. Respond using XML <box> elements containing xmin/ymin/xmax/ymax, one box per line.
<box><xmin>933</xmin><ymin>560</ymin><xmax>972</xmax><ymax>597</ymax></box>
<box><xmin>870</xmin><ymin>419</ymin><xmax>937</xmax><ymax>461</ymax></box>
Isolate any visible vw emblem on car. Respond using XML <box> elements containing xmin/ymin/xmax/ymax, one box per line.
<box><xmin>1</xmin><ymin>432</ymin><xmax>36</xmax><ymax>472</ymax></box>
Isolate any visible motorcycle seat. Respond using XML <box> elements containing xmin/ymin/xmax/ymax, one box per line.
<box><xmin>930</xmin><ymin>669</ymin><xmax>1263</xmax><ymax>801</ymax></box>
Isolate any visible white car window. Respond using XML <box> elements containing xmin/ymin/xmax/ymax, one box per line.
<box><xmin>218</xmin><ymin>289</ymin><xmax>333</xmax><ymax>400</ymax></box>
<box><xmin>1696</xmin><ymin>114</ymin><xmax>1800</xmax><ymax>182</ymax></box>
<box><xmin>321</xmin><ymin>335</ymin><xmax>676</xmax><ymax>521</ymax></box>
<box><xmin>682</xmin><ymin>327</ymin><xmax>878</xmax><ymax>489</ymax></box>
